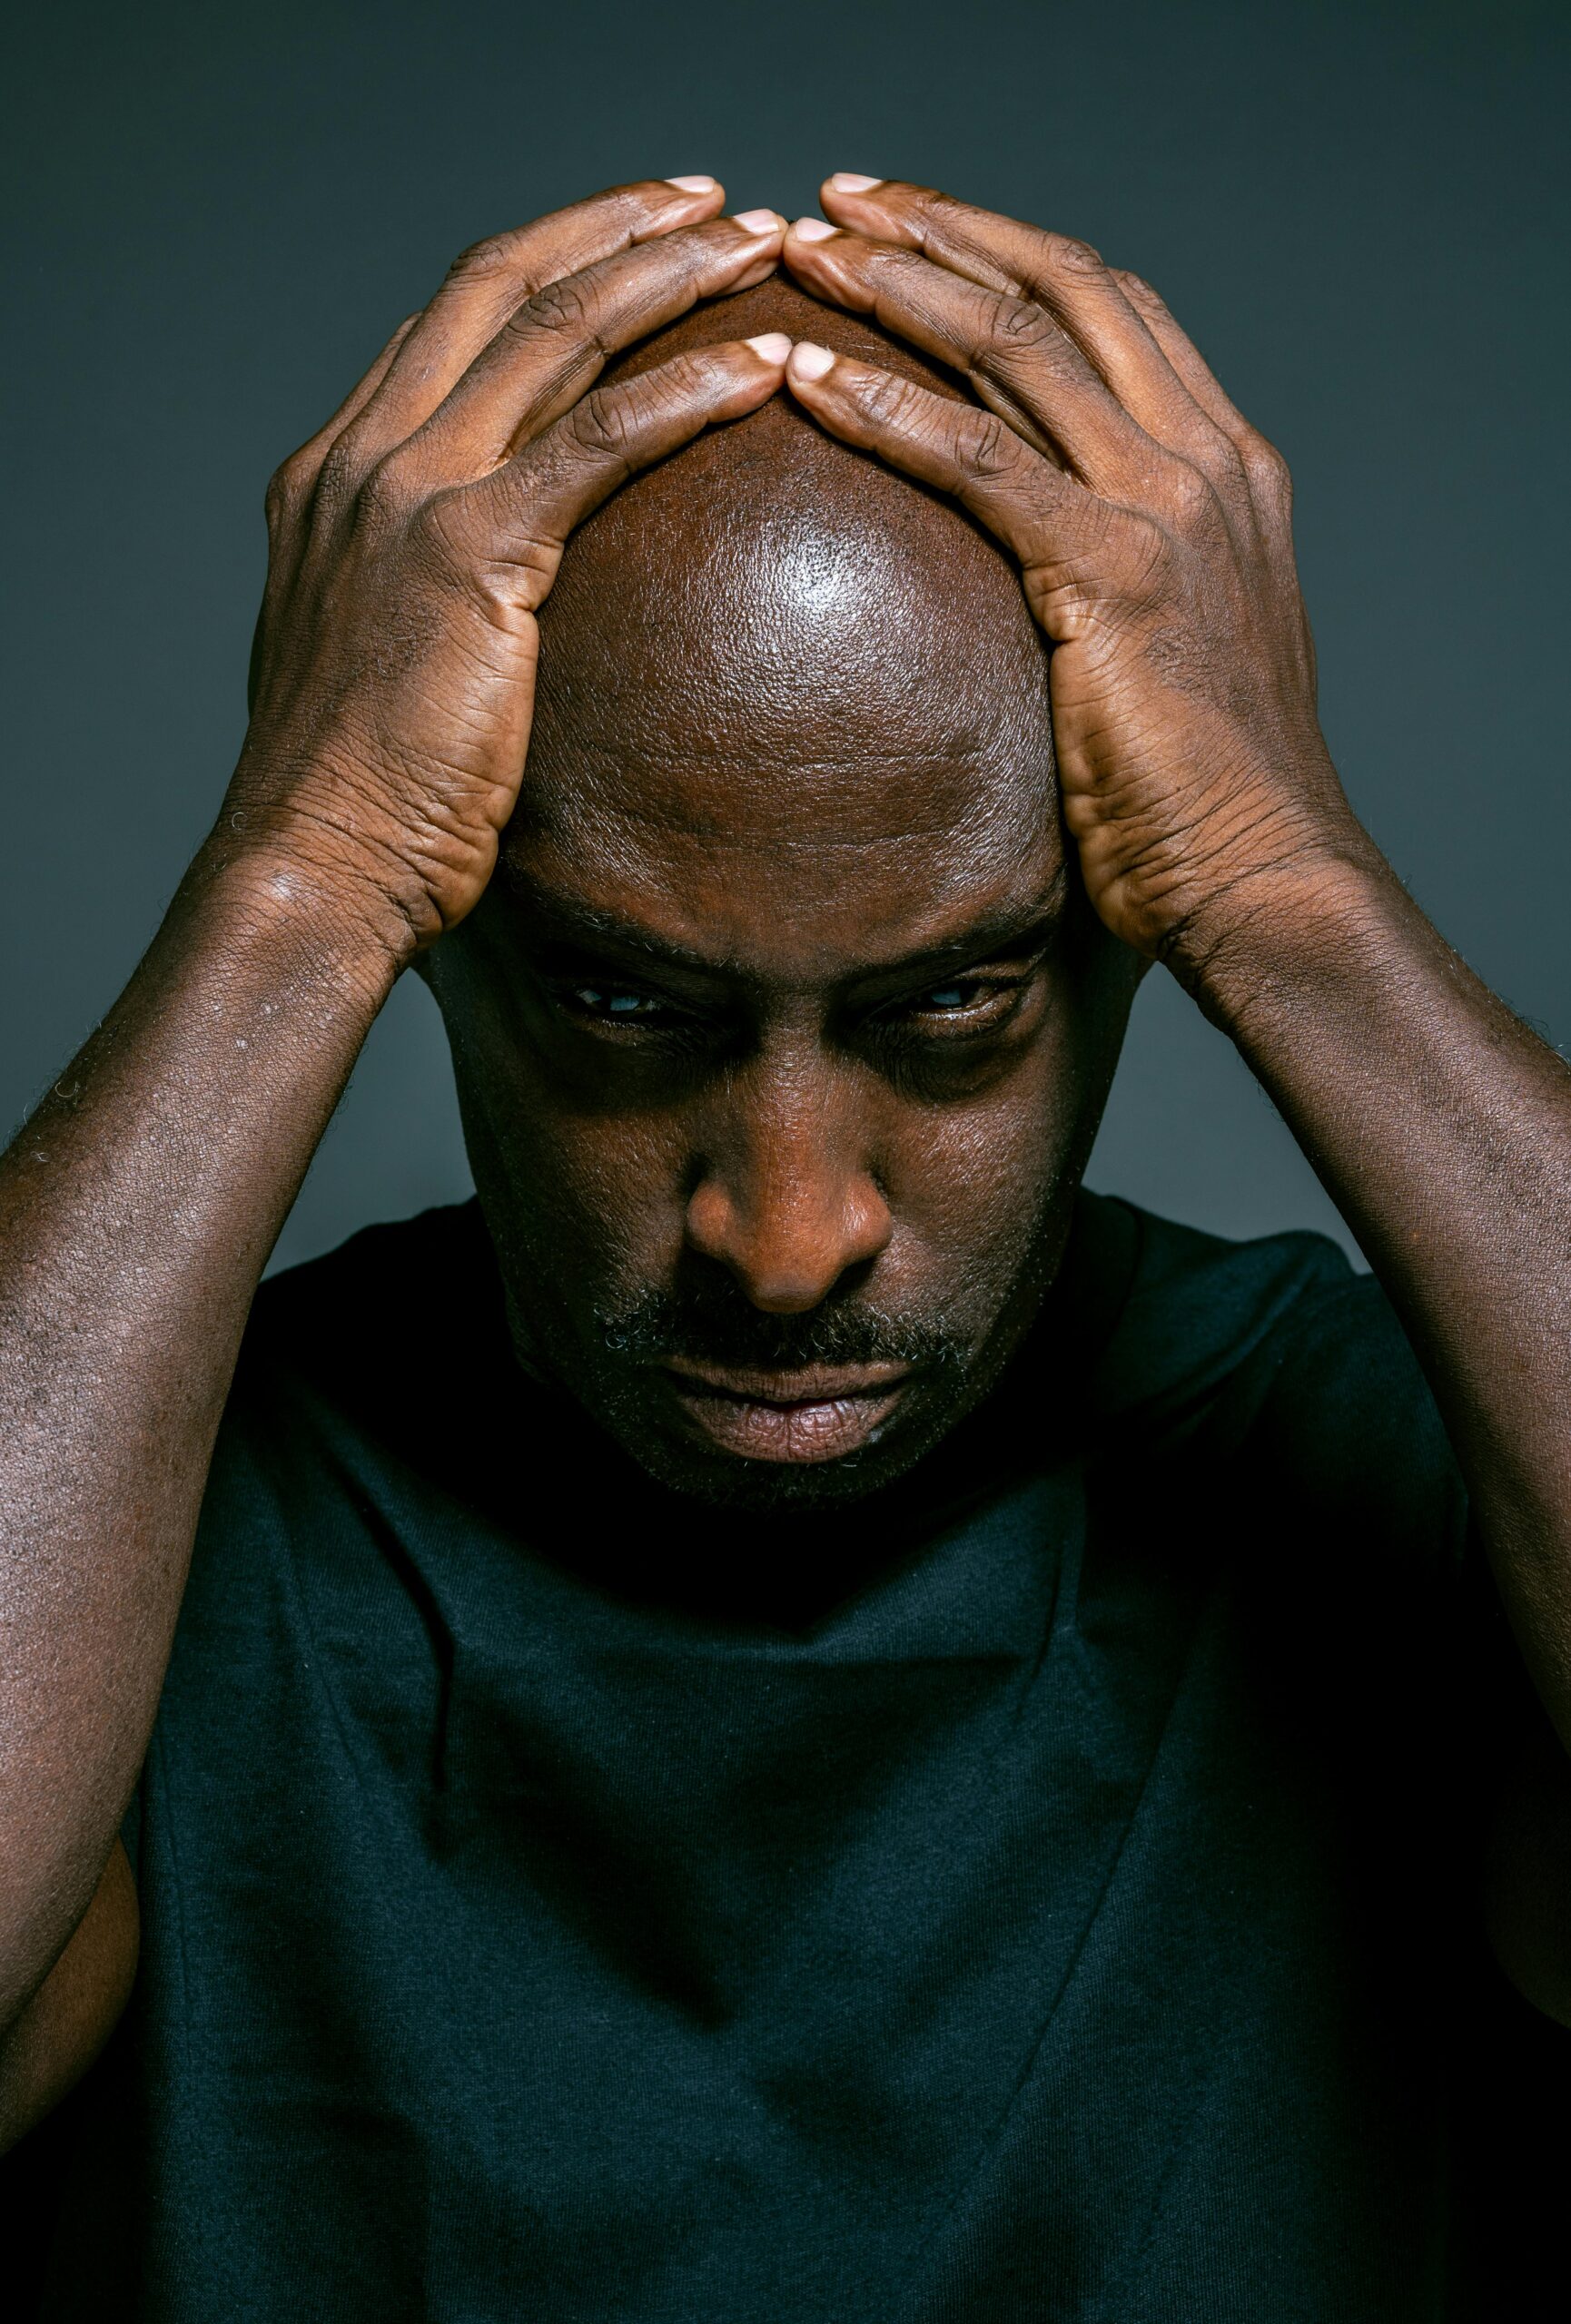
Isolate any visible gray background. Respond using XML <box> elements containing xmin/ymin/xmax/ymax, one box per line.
<box><xmin>5</xmin><ymin>0</ymin><xmax>1566</xmax><ymax>1275</ymax></box>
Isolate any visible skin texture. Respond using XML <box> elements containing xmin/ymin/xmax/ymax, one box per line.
<box><xmin>1</xmin><ymin>169</ymin><xmax>1569</xmax><ymax>2153</ymax></box>
<box><xmin>428</xmin><ymin>278</ymin><xmax>1138</xmax><ymax>1505</ymax></box>
<box><xmin>0</xmin><ymin>175</ymin><xmax>797</xmax><ymax>2143</ymax></box>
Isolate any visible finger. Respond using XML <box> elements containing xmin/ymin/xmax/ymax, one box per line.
<box><xmin>268</xmin><ymin>312</ymin><xmax>420</xmax><ymax>512</ymax></box>
<box><xmin>783</xmin><ymin>220</ymin><xmax>1151</xmax><ymax>494</ymax></box>
<box><xmin>348</xmin><ymin>176</ymin><xmax>730</xmax><ymax>455</ymax></box>
<box><xmin>1108</xmin><ymin>270</ymin><xmax>1252</xmax><ymax>446</ymax></box>
<box><xmin>1112</xmin><ymin>270</ymin><xmax>1297</xmax><ymax>550</ymax></box>
<box><xmin>253</xmin><ymin>311</ymin><xmax>424</xmax><ymax>700</ymax></box>
<box><xmin>450</xmin><ymin>334</ymin><xmax>791</xmax><ymax>596</ymax></box>
<box><xmin>816</xmin><ymin>178</ymin><xmax>1238</xmax><ymax>478</ymax></box>
<box><xmin>780</xmin><ymin>340</ymin><xmax>1102</xmax><ymax>631</ymax></box>
<box><xmin>398</xmin><ymin>210</ymin><xmax>786</xmax><ymax>482</ymax></box>
<box><xmin>824</xmin><ymin>172</ymin><xmax>1076</xmax><ymax>297</ymax></box>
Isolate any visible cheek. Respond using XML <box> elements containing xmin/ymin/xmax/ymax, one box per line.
<box><xmin>487</xmin><ymin>1065</ymin><xmax>1070</xmax><ymax>1327</ymax></box>
<box><xmin>879</xmin><ymin>953</ymin><xmax>1129</xmax><ymax>1324</ymax></box>
<box><xmin>439</xmin><ymin>957</ymin><xmax>691</xmax><ymax>1303</ymax></box>
<box><xmin>489</xmin><ymin>1093</ymin><xmax>691</xmax><ymax>1296</ymax></box>
<box><xmin>882</xmin><ymin>1061</ymin><xmax>1078</xmax><ymax>1317</ymax></box>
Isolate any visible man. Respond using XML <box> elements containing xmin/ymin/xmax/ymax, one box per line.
<box><xmin>0</xmin><ymin>169</ymin><xmax>1566</xmax><ymax>2316</ymax></box>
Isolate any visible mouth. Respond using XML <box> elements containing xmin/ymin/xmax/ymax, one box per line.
<box><xmin>656</xmin><ymin>1358</ymin><xmax>915</xmax><ymax>1464</ymax></box>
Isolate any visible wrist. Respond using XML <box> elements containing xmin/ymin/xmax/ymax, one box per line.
<box><xmin>218</xmin><ymin>730</ymin><xmax>496</xmax><ymax>972</ymax></box>
<box><xmin>192</xmin><ymin>766</ymin><xmax>447</xmax><ymax>985</ymax></box>
<box><xmin>176</xmin><ymin>823</ymin><xmax>418</xmax><ymax>1016</ymax></box>
<box><xmin>1161</xmin><ymin>825</ymin><xmax>1406</xmax><ymax>1037</ymax></box>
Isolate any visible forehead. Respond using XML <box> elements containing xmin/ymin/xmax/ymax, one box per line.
<box><xmin>506</xmin><ymin>763</ymin><xmax>1061</xmax><ymax>981</ymax></box>
<box><xmin>512</xmin><ymin>507</ymin><xmax>1059</xmax><ymax>973</ymax></box>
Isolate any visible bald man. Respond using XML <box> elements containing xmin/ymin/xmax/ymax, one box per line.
<box><xmin>0</xmin><ymin>176</ymin><xmax>1567</xmax><ymax>2319</ymax></box>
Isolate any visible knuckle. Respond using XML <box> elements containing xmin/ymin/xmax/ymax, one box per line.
<box><xmin>1162</xmin><ymin>458</ymin><xmax>1218</xmax><ymax>527</ymax></box>
<box><xmin>988</xmin><ymin>295</ymin><xmax>1059</xmax><ymax>359</ymax></box>
<box><xmin>264</xmin><ymin>452</ymin><xmax>311</xmax><ymax>527</ymax></box>
<box><xmin>360</xmin><ymin>448</ymin><xmax>420</xmax><ymax>523</ymax></box>
<box><xmin>918</xmin><ymin>187</ymin><xmax>970</xmax><ymax>241</ymax></box>
<box><xmin>567</xmin><ymin>383</ymin><xmax>639</xmax><ymax>466</ymax></box>
<box><xmin>1241</xmin><ymin>428</ymin><xmax>1292</xmax><ymax>500</ymax></box>
<box><xmin>962</xmin><ymin>409</ymin><xmax>1028</xmax><ymax>484</ymax></box>
<box><xmin>1113</xmin><ymin>267</ymin><xmax>1162</xmax><ymax>311</ymax></box>
<box><xmin>650</xmin><ymin>349</ymin><xmax>717</xmax><ymax>401</ymax></box>
<box><xmin>857</xmin><ymin>369</ymin><xmax>932</xmax><ymax>438</ymax></box>
<box><xmin>1041</xmin><ymin>232</ymin><xmax>1104</xmax><ymax>278</ymax></box>
<box><xmin>914</xmin><ymin>191</ymin><xmax>1005</xmax><ymax>283</ymax></box>
<box><xmin>1117</xmin><ymin>511</ymin><xmax>1176</xmax><ymax>599</ymax></box>
<box><xmin>516</xmin><ymin>271</ymin><xmax>599</xmax><ymax>343</ymax></box>
<box><xmin>412</xmin><ymin>488</ymin><xmax>470</xmax><ymax>564</ymax></box>
<box><xmin>653</xmin><ymin>227</ymin><xmax>709</xmax><ymax>296</ymax></box>
<box><xmin>311</xmin><ymin>431</ymin><xmax>363</xmax><ymax>508</ymax></box>
<box><xmin>445</xmin><ymin>232</ymin><xmax>521</xmax><ymax>285</ymax></box>
<box><xmin>1195</xmin><ymin>429</ymin><xmax>1250</xmax><ymax>499</ymax></box>
<box><xmin>864</xmin><ymin>241</ymin><xmax>920</xmax><ymax>293</ymax></box>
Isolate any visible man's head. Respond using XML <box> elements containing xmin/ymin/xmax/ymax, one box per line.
<box><xmin>427</xmin><ymin>279</ymin><xmax>1138</xmax><ymax>1508</ymax></box>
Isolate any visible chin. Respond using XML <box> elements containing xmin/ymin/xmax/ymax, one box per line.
<box><xmin>605</xmin><ymin>1392</ymin><xmax>966</xmax><ymax>1512</ymax></box>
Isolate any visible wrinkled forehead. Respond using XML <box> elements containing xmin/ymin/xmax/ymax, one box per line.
<box><xmin>510</xmin><ymin>497</ymin><xmax>1059</xmax><ymax>964</ymax></box>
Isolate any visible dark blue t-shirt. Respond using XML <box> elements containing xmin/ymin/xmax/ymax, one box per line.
<box><xmin>6</xmin><ymin>1195</ymin><xmax>1565</xmax><ymax>2318</ymax></box>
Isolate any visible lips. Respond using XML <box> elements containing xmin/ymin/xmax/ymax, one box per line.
<box><xmin>657</xmin><ymin>1358</ymin><xmax>914</xmax><ymax>1464</ymax></box>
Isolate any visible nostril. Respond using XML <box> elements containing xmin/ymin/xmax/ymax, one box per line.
<box><xmin>682</xmin><ymin>1178</ymin><xmax>736</xmax><ymax>1265</ymax></box>
<box><xmin>683</xmin><ymin>1168</ymin><xmax>891</xmax><ymax>1312</ymax></box>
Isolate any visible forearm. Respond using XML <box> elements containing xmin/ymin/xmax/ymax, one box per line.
<box><xmin>0</xmin><ymin>835</ymin><xmax>397</xmax><ymax>2024</ymax></box>
<box><xmin>1189</xmin><ymin>853</ymin><xmax>1571</xmax><ymax>1744</ymax></box>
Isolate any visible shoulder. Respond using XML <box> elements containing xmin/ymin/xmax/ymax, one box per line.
<box><xmin>1087</xmin><ymin>1198</ymin><xmax>1357</xmax><ymax>1413</ymax></box>
<box><xmin>246</xmin><ymin>1197</ymin><xmax>500</xmax><ymax>1376</ymax></box>
<box><xmin>157</xmin><ymin>1204</ymin><xmax>520</xmax><ymax>1824</ymax></box>
<box><xmin>183</xmin><ymin>1198</ymin><xmax>517</xmax><ymax>1620</ymax></box>
<box><xmin>1082</xmin><ymin>1195</ymin><xmax>1464</xmax><ymax>1557</ymax></box>
<box><xmin>226</xmin><ymin>1197</ymin><xmax>508</xmax><ymax>1452</ymax></box>
<box><xmin>1086</xmin><ymin>1194</ymin><xmax>1361</xmax><ymax>1426</ymax></box>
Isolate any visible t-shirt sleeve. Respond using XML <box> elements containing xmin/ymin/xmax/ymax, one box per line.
<box><xmin>1246</xmin><ymin>1270</ymin><xmax>1469</xmax><ymax>1574</ymax></box>
<box><xmin>118</xmin><ymin>1778</ymin><xmax>144</xmax><ymax>1884</ymax></box>
<box><xmin>1238</xmin><ymin>1267</ymin><xmax>1550</xmax><ymax>1781</ymax></box>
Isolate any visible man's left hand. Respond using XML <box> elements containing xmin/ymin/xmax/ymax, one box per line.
<box><xmin>781</xmin><ymin>176</ymin><xmax>1378</xmax><ymax>980</ymax></box>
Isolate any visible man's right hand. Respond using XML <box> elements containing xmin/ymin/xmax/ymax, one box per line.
<box><xmin>0</xmin><ymin>177</ymin><xmax>788</xmax><ymax>2147</ymax></box>
<box><xmin>230</xmin><ymin>180</ymin><xmax>787</xmax><ymax>960</ymax></box>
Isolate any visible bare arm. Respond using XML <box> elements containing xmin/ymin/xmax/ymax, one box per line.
<box><xmin>0</xmin><ymin>176</ymin><xmax>789</xmax><ymax>2132</ymax></box>
<box><xmin>0</xmin><ymin>849</ymin><xmax>394</xmax><ymax>2073</ymax></box>
<box><xmin>1191</xmin><ymin>832</ymin><xmax>1571</xmax><ymax>2024</ymax></box>
<box><xmin>783</xmin><ymin>176</ymin><xmax>1571</xmax><ymax>2006</ymax></box>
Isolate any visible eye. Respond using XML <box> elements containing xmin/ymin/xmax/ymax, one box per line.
<box><xmin>894</xmin><ymin>976</ymin><xmax>1025</xmax><ymax>1033</ymax></box>
<box><xmin>555</xmin><ymin>980</ymin><xmax>675</xmax><ymax>1027</ymax></box>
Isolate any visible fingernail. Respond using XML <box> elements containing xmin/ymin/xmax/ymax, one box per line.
<box><xmin>733</xmin><ymin>208</ymin><xmax>785</xmax><ymax>234</ymax></box>
<box><xmin>789</xmin><ymin>341</ymin><xmax>836</xmax><ymax>382</ymax></box>
<box><xmin>830</xmin><ymin>173</ymin><xmax>882</xmax><ymax>193</ymax></box>
<box><xmin>745</xmin><ymin>332</ymin><xmax>793</xmax><ymax>364</ymax></box>
<box><xmin>791</xmin><ymin>217</ymin><xmax>838</xmax><ymax>243</ymax></box>
<box><xmin>666</xmin><ymin>174</ymin><xmax>717</xmax><ymax>192</ymax></box>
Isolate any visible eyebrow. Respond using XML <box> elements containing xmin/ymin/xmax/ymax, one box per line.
<box><xmin>509</xmin><ymin>865</ymin><xmax>1071</xmax><ymax>990</ymax></box>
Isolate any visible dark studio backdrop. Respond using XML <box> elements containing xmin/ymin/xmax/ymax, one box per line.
<box><xmin>5</xmin><ymin>0</ymin><xmax>1566</xmax><ymax>1275</ymax></box>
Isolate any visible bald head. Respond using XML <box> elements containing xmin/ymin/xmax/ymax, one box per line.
<box><xmin>525</xmin><ymin>279</ymin><xmax>1055</xmax><ymax>843</ymax></box>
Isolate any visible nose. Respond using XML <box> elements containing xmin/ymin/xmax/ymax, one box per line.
<box><xmin>683</xmin><ymin>1073</ymin><xmax>893</xmax><ymax>1314</ymax></box>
